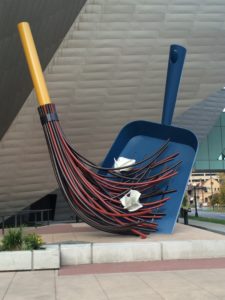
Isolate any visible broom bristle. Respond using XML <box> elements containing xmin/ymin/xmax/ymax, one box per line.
<box><xmin>38</xmin><ymin>103</ymin><xmax>180</xmax><ymax>238</ymax></box>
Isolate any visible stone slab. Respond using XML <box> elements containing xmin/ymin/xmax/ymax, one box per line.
<box><xmin>93</xmin><ymin>242</ymin><xmax>161</xmax><ymax>263</ymax></box>
<box><xmin>33</xmin><ymin>244</ymin><xmax>60</xmax><ymax>270</ymax></box>
<box><xmin>60</xmin><ymin>243</ymin><xmax>91</xmax><ymax>266</ymax></box>
<box><xmin>0</xmin><ymin>251</ymin><xmax>32</xmax><ymax>271</ymax></box>
<box><xmin>162</xmin><ymin>240</ymin><xmax>225</xmax><ymax>260</ymax></box>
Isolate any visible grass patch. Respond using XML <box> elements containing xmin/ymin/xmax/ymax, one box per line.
<box><xmin>189</xmin><ymin>216</ymin><xmax>225</xmax><ymax>225</ymax></box>
<box><xmin>201</xmin><ymin>208</ymin><xmax>225</xmax><ymax>213</ymax></box>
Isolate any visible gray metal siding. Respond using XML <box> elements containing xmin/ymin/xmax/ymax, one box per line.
<box><xmin>174</xmin><ymin>89</ymin><xmax>225</xmax><ymax>142</ymax></box>
<box><xmin>0</xmin><ymin>0</ymin><xmax>86</xmax><ymax>139</ymax></box>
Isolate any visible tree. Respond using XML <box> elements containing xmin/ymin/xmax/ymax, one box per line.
<box><xmin>210</xmin><ymin>193</ymin><xmax>220</xmax><ymax>210</ymax></box>
<box><xmin>218</xmin><ymin>173</ymin><xmax>225</xmax><ymax>206</ymax></box>
<box><xmin>219</xmin><ymin>183</ymin><xmax>225</xmax><ymax>206</ymax></box>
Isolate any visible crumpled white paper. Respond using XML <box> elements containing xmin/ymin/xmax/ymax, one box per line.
<box><xmin>113</xmin><ymin>157</ymin><xmax>136</xmax><ymax>173</ymax></box>
<box><xmin>120</xmin><ymin>190</ymin><xmax>143</xmax><ymax>212</ymax></box>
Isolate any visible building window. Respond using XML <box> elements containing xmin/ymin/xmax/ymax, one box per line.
<box><xmin>218</xmin><ymin>151</ymin><xmax>225</xmax><ymax>160</ymax></box>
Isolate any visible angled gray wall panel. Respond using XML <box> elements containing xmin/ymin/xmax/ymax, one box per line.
<box><xmin>174</xmin><ymin>90</ymin><xmax>225</xmax><ymax>142</ymax></box>
<box><xmin>0</xmin><ymin>0</ymin><xmax>86</xmax><ymax>139</ymax></box>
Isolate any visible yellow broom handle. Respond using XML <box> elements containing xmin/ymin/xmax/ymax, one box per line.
<box><xmin>18</xmin><ymin>22</ymin><xmax>51</xmax><ymax>106</ymax></box>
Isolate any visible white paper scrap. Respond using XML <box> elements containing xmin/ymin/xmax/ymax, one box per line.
<box><xmin>120</xmin><ymin>190</ymin><xmax>143</xmax><ymax>212</ymax></box>
<box><xmin>113</xmin><ymin>157</ymin><xmax>136</xmax><ymax>173</ymax></box>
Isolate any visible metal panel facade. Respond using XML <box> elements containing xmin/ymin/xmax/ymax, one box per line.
<box><xmin>0</xmin><ymin>0</ymin><xmax>86</xmax><ymax>139</ymax></box>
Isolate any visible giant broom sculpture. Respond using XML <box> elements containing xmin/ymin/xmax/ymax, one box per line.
<box><xmin>18</xmin><ymin>22</ymin><xmax>181</xmax><ymax>238</ymax></box>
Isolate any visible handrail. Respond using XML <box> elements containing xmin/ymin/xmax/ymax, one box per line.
<box><xmin>0</xmin><ymin>209</ymin><xmax>53</xmax><ymax>235</ymax></box>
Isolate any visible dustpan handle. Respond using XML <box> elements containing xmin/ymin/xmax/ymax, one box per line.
<box><xmin>161</xmin><ymin>44</ymin><xmax>186</xmax><ymax>126</ymax></box>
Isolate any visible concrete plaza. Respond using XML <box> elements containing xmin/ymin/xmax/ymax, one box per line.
<box><xmin>1</xmin><ymin>266</ymin><xmax>225</xmax><ymax>300</ymax></box>
<box><xmin>1</xmin><ymin>222</ymin><xmax>225</xmax><ymax>299</ymax></box>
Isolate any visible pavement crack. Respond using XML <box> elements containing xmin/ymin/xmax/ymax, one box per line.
<box><xmin>94</xmin><ymin>274</ymin><xmax>110</xmax><ymax>300</ymax></box>
<box><xmin>54</xmin><ymin>270</ymin><xmax>58</xmax><ymax>300</ymax></box>
<box><xmin>2</xmin><ymin>272</ymin><xmax>16</xmax><ymax>300</ymax></box>
<box><xmin>135</xmin><ymin>273</ymin><xmax>164</xmax><ymax>299</ymax></box>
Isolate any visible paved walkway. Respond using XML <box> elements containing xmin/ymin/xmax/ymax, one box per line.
<box><xmin>179</xmin><ymin>218</ymin><xmax>225</xmax><ymax>235</ymax></box>
<box><xmin>1</xmin><ymin>223</ymin><xmax>225</xmax><ymax>299</ymax></box>
<box><xmin>1</xmin><ymin>265</ymin><xmax>225</xmax><ymax>299</ymax></box>
<box><xmin>1</xmin><ymin>222</ymin><xmax>224</xmax><ymax>245</ymax></box>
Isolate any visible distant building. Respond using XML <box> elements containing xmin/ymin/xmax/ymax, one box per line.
<box><xmin>188</xmin><ymin>175</ymin><xmax>220</xmax><ymax>206</ymax></box>
<box><xmin>189</xmin><ymin>172</ymin><xmax>219</xmax><ymax>185</ymax></box>
<box><xmin>193</xmin><ymin>112</ymin><xmax>225</xmax><ymax>171</ymax></box>
<box><xmin>187</xmin><ymin>111</ymin><xmax>225</xmax><ymax>207</ymax></box>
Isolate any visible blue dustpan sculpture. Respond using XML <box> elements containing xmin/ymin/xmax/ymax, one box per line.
<box><xmin>102</xmin><ymin>45</ymin><xmax>198</xmax><ymax>234</ymax></box>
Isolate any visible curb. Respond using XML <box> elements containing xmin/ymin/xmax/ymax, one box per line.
<box><xmin>60</xmin><ymin>239</ymin><xmax>225</xmax><ymax>266</ymax></box>
<box><xmin>2</xmin><ymin>239</ymin><xmax>225</xmax><ymax>271</ymax></box>
<box><xmin>0</xmin><ymin>244</ymin><xmax>59</xmax><ymax>271</ymax></box>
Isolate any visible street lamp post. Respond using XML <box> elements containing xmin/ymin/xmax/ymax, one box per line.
<box><xmin>211</xmin><ymin>180</ymin><xmax>214</xmax><ymax>209</ymax></box>
<box><xmin>193</xmin><ymin>186</ymin><xmax>198</xmax><ymax>217</ymax></box>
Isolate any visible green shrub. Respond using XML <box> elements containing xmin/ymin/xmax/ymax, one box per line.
<box><xmin>0</xmin><ymin>228</ymin><xmax>43</xmax><ymax>251</ymax></box>
<box><xmin>0</xmin><ymin>228</ymin><xmax>23</xmax><ymax>251</ymax></box>
<box><xmin>23</xmin><ymin>233</ymin><xmax>43</xmax><ymax>250</ymax></box>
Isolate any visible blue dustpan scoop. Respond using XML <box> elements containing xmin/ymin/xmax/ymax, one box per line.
<box><xmin>102</xmin><ymin>45</ymin><xmax>198</xmax><ymax>234</ymax></box>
